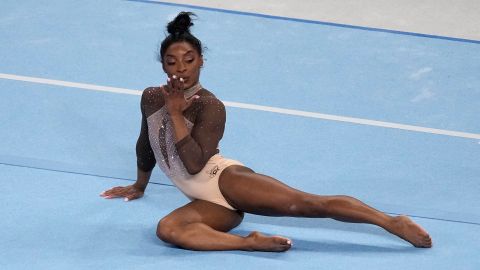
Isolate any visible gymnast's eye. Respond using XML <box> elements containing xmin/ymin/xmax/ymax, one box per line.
<box><xmin>164</xmin><ymin>56</ymin><xmax>176</xmax><ymax>66</ymax></box>
<box><xmin>184</xmin><ymin>51</ymin><xmax>195</xmax><ymax>63</ymax></box>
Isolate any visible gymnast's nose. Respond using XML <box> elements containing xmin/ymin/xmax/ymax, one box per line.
<box><xmin>177</xmin><ymin>61</ymin><xmax>187</xmax><ymax>74</ymax></box>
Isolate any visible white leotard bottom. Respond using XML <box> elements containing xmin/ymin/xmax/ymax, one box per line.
<box><xmin>170</xmin><ymin>154</ymin><xmax>243</xmax><ymax>210</ymax></box>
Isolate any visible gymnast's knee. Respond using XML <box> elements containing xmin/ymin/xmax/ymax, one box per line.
<box><xmin>156</xmin><ymin>217</ymin><xmax>179</xmax><ymax>243</ymax></box>
<box><xmin>157</xmin><ymin>217</ymin><xmax>199</xmax><ymax>248</ymax></box>
<box><xmin>287</xmin><ymin>195</ymin><xmax>330</xmax><ymax>217</ymax></box>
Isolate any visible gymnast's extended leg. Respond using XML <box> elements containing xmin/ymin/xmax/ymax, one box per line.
<box><xmin>156</xmin><ymin>200</ymin><xmax>292</xmax><ymax>251</ymax></box>
<box><xmin>218</xmin><ymin>165</ymin><xmax>432</xmax><ymax>248</ymax></box>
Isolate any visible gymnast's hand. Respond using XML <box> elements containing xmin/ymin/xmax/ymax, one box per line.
<box><xmin>100</xmin><ymin>185</ymin><xmax>144</xmax><ymax>202</ymax></box>
<box><xmin>161</xmin><ymin>75</ymin><xmax>199</xmax><ymax>116</ymax></box>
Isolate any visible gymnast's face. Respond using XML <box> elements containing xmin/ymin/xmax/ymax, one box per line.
<box><xmin>162</xmin><ymin>41</ymin><xmax>204</xmax><ymax>89</ymax></box>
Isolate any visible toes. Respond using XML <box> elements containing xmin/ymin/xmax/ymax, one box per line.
<box><xmin>418</xmin><ymin>236</ymin><xmax>432</xmax><ymax>248</ymax></box>
<box><xmin>280</xmin><ymin>238</ymin><xmax>291</xmax><ymax>245</ymax></box>
<box><xmin>273</xmin><ymin>236</ymin><xmax>292</xmax><ymax>245</ymax></box>
<box><xmin>425</xmin><ymin>238</ymin><xmax>433</xmax><ymax>248</ymax></box>
<box><xmin>275</xmin><ymin>237</ymin><xmax>292</xmax><ymax>251</ymax></box>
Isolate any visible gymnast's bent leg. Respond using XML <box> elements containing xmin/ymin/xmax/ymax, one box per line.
<box><xmin>156</xmin><ymin>200</ymin><xmax>292</xmax><ymax>251</ymax></box>
<box><xmin>218</xmin><ymin>165</ymin><xmax>432</xmax><ymax>248</ymax></box>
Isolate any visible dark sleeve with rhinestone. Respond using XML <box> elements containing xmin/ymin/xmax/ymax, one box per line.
<box><xmin>136</xmin><ymin>89</ymin><xmax>156</xmax><ymax>172</ymax></box>
<box><xmin>175</xmin><ymin>97</ymin><xmax>225</xmax><ymax>174</ymax></box>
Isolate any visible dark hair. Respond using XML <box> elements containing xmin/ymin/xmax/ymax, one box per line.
<box><xmin>159</xmin><ymin>12</ymin><xmax>203</xmax><ymax>61</ymax></box>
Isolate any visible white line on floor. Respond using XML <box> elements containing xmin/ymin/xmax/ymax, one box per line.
<box><xmin>1</xmin><ymin>72</ymin><xmax>479</xmax><ymax>140</ymax></box>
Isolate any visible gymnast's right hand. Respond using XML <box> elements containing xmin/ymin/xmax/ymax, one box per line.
<box><xmin>100</xmin><ymin>185</ymin><xmax>144</xmax><ymax>202</ymax></box>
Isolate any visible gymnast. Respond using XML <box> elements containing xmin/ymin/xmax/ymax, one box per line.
<box><xmin>101</xmin><ymin>12</ymin><xmax>432</xmax><ymax>252</ymax></box>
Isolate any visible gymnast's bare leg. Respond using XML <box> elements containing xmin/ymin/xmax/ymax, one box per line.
<box><xmin>218</xmin><ymin>165</ymin><xmax>432</xmax><ymax>249</ymax></box>
<box><xmin>156</xmin><ymin>200</ymin><xmax>292</xmax><ymax>252</ymax></box>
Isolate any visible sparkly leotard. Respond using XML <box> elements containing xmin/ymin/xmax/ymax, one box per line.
<box><xmin>135</xmin><ymin>83</ymin><xmax>242</xmax><ymax>210</ymax></box>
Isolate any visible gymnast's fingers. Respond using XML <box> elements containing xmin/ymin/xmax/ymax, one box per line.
<box><xmin>178</xmin><ymin>77</ymin><xmax>185</xmax><ymax>91</ymax></box>
<box><xmin>100</xmin><ymin>186</ymin><xmax>121</xmax><ymax>196</ymax></box>
<box><xmin>160</xmin><ymin>85</ymin><xmax>169</xmax><ymax>97</ymax></box>
<box><xmin>100</xmin><ymin>186</ymin><xmax>127</xmax><ymax>198</ymax></box>
<box><xmin>170</xmin><ymin>75</ymin><xmax>179</xmax><ymax>92</ymax></box>
<box><xmin>124</xmin><ymin>191</ymin><xmax>144</xmax><ymax>202</ymax></box>
<box><xmin>166</xmin><ymin>76</ymin><xmax>175</xmax><ymax>93</ymax></box>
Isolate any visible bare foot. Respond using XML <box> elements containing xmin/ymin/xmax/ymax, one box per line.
<box><xmin>245</xmin><ymin>231</ymin><xmax>292</xmax><ymax>252</ymax></box>
<box><xmin>389</xmin><ymin>216</ymin><xmax>432</xmax><ymax>248</ymax></box>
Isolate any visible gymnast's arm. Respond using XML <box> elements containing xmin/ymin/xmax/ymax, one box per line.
<box><xmin>172</xmin><ymin>96</ymin><xmax>226</xmax><ymax>174</ymax></box>
<box><xmin>133</xmin><ymin>105</ymin><xmax>156</xmax><ymax>191</ymax></box>
<box><xmin>100</xmin><ymin>90</ymin><xmax>156</xmax><ymax>201</ymax></box>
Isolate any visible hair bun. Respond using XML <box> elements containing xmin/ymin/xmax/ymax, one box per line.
<box><xmin>167</xmin><ymin>12</ymin><xmax>195</xmax><ymax>35</ymax></box>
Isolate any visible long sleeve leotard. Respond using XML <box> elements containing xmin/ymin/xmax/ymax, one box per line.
<box><xmin>135</xmin><ymin>83</ymin><xmax>242</xmax><ymax>209</ymax></box>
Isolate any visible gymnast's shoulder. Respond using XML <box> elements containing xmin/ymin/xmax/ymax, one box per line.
<box><xmin>140</xmin><ymin>86</ymin><xmax>164</xmax><ymax>106</ymax></box>
<box><xmin>195</xmin><ymin>88</ymin><xmax>225</xmax><ymax>110</ymax></box>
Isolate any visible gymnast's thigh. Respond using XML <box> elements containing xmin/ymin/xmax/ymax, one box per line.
<box><xmin>218</xmin><ymin>165</ymin><xmax>309</xmax><ymax>216</ymax></box>
<box><xmin>159</xmin><ymin>199</ymin><xmax>244</xmax><ymax>232</ymax></box>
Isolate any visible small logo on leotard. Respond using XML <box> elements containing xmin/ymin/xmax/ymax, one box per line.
<box><xmin>207</xmin><ymin>165</ymin><xmax>220</xmax><ymax>178</ymax></box>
